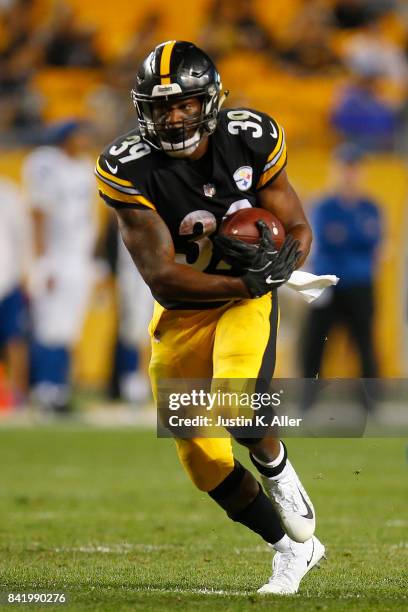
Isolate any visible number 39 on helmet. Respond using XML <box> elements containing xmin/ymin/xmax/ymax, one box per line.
<box><xmin>131</xmin><ymin>40</ymin><xmax>228</xmax><ymax>156</ymax></box>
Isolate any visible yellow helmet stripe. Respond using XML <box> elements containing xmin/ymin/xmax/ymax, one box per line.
<box><xmin>160</xmin><ymin>40</ymin><xmax>176</xmax><ymax>85</ymax></box>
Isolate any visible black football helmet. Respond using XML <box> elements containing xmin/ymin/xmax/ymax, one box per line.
<box><xmin>131</xmin><ymin>41</ymin><xmax>228</xmax><ymax>156</ymax></box>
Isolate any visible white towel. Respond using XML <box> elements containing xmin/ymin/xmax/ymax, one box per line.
<box><xmin>286</xmin><ymin>270</ymin><xmax>339</xmax><ymax>303</ymax></box>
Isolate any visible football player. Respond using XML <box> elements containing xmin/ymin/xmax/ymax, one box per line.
<box><xmin>0</xmin><ymin>177</ymin><xmax>30</xmax><ymax>405</ymax></box>
<box><xmin>23</xmin><ymin>121</ymin><xmax>97</xmax><ymax>413</ymax></box>
<box><xmin>96</xmin><ymin>41</ymin><xmax>325</xmax><ymax>595</ymax></box>
<box><xmin>116</xmin><ymin>236</ymin><xmax>153</xmax><ymax>403</ymax></box>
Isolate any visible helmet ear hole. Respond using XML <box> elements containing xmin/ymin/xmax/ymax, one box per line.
<box><xmin>131</xmin><ymin>41</ymin><xmax>224</xmax><ymax>152</ymax></box>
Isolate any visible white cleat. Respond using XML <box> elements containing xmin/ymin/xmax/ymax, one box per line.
<box><xmin>258</xmin><ymin>536</ymin><xmax>325</xmax><ymax>595</ymax></box>
<box><xmin>261</xmin><ymin>459</ymin><xmax>315</xmax><ymax>543</ymax></box>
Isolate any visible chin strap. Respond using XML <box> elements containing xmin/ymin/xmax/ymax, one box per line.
<box><xmin>160</xmin><ymin>129</ymin><xmax>202</xmax><ymax>158</ymax></box>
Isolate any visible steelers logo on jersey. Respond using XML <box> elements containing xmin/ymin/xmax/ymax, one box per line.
<box><xmin>233</xmin><ymin>166</ymin><xmax>253</xmax><ymax>191</ymax></box>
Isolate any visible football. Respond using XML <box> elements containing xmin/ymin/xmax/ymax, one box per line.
<box><xmin>219</xmin><ymin>207</ymin><xmax>286</xmax><ymax>249</ymax></box>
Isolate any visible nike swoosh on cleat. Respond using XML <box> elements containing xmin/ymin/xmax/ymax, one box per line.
<box><xmin>306</xmin><ymin>538</ymin><xmax>315</xmax><ymax>567</ymax></box>
<box><xmin>298</xmin><ymin>488</ymin><xmax>314</xmax><ymax>520</ymax></box>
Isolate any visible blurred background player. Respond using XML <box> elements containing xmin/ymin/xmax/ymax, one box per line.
<box><xmin>101</xmin><ymin>215</ymin><xmax>153</xmax><ymax>404</ymax></box>
<box><xmin>23</xmin><ymin>121</ymin><xmax>97</xmax><ymax>413</ymax></box>
<box><xmin>115</xmin><ymin>238</ymin><xmax>152</xmax><ymax>404</ymax></box>
<box><xmin>97</xmin><ymin>212</ymin><xmax>152</xmax><ymax>405</ymax></box>
<box><xmin>299</xmin><ymin>143</ymin><xmax>383</xmax><ymax>412</ymax></box>
<box><xmin>0</xmin><ymin>176</ymin><xmax>30</xmax><ymax>406</ymax></box>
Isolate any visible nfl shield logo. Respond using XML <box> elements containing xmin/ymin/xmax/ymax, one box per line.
<box><xmin>203</xmin><ymin>183</ymin><xmax>216</xmax><ymax>197</ymax></box>
<box><xmin>233</xmin><ymin>166</ymin><xmax>253</xmax><ymax>191</ymax></box>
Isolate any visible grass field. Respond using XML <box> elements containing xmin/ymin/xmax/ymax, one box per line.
<box><xmin>0</xmin><ymin>427</ymin><xmax>407</xmax><ymax>611</ymax></box>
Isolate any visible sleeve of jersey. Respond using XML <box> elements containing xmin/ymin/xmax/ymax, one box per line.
<box><xmin>95</xmin><ymin>155</ymin><xmax>156</xmax><ymax>211</ymax></box>
<box><xmin>255</xmin><ymin>118</ymin><xmax>287</xmax><ymax>190</ymax></box>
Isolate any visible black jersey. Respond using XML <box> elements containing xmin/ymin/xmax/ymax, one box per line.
<box><xmin>95</xmin><ymin>108</ymin><xmax>287</xmax><ymax>309</ymax></box>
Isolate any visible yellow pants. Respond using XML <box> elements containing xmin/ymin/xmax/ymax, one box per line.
<box><xmin>149</xmin><ymin>293</ymin><xmax>278</xmax><ymax>492</ymax></box>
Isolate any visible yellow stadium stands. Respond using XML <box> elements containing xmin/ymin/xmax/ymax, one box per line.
<box><xmin>13</xmin><ymin>0</ymin><xmax>406</xmax><ymax>143</ymax></box>
<box><xmin>33</xmin><ymin>68</ymin><xmax>102</xmax><ymax>120</ymax></box>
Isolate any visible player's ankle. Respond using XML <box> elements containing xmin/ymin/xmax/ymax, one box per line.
<box><xmin>250</xmin><ymin>441</ymin><xmax>287</xmax><ymax>478</ymax></box>
<box><xmin>272</xmin><ymin>534</ymin><xmax>293</xmax><ymax>552</ymax></box>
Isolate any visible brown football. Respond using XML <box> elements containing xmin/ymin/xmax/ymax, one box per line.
<box><xmin>219</xmin><ymin>208</ymin><xmax>285</xmax><ymax>249</ymax></box>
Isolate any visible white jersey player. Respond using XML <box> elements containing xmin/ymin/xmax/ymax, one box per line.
<box><xmin>0</xmin><ymin>178</ymin><xmax>30</xmax><ymax>404</ymax></box>
<box><xmin>116</xmin><ymin>235</ymin><xmax>153</xmax><ymax>403</ymax></box>
<box><xmin>22</xmin><ymin>121</ymin><xmax>97</xmax><ymax>412</ymax></box>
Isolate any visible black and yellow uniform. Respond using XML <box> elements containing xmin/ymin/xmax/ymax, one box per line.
<box><xmin>96</xmin><ymin>107</ymin><xmax>286</xmax><ymax>490</ymax></box>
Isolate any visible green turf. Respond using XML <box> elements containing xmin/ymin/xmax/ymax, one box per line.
<box><xmin>0</xmin><ymin>427</ymin><xmax>406</xmax><ymax>611</ymax></box>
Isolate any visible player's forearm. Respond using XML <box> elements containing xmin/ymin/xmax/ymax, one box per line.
<box><xmin>148</xmin><ymin>262</ymin><xmax>250</xmax><ymax>302</ymax></box>
<box><xmin>287</xmin><ymin>223</ymin><xmax>312</xmax><ymax>268</ymax></box>
<box><xmin>258</xmin><ymin>171</ymin><xmax>312</xmax><ymax>268</ymax></box>
<box><xmin>117</xmin><ymin>208</ymin><xmax>250</xmax><ymax>302</ymax></box>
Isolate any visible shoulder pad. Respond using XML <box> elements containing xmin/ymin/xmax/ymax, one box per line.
<box><xmin>218</xmin><ymin>108</ymin><xmax>287</xmax><ymax>189</ymax></box>
<box><xmin>96</xmin><ymin>129</ymin><xmax>156</xmax><ymax>211</ymax></box>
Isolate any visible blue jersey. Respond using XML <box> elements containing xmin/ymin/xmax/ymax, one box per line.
<box><xmin>310</xmin><ymin>194</ymin><xmax>382</xmax><ymax>287</ymax></box>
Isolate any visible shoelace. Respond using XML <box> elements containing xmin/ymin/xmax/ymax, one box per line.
<box><xmin>269</xmin><ymin>475</ymin><xmax>306</xmax><ymax>514</ymax></box>
<box><xmin>269</xmin><ymin>550</ymin><xmax>299</xmax><ymax>588</ymax></box>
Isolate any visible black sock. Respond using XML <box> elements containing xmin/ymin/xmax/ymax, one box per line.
<box><xmin>208</xmin><ymin>461</ymin><xmax>285</xmax><ymax>545</ymax></box>
<box><xmin>231</xmin><ymin>486</ymin><xmax>285</xmax><ymax>545</ymax></box>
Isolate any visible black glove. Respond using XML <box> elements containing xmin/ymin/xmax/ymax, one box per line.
<box><xmin>213</xmin><ymin>233</ymin><xmax>258</xmax><ymax>271</ymax></box>
<box><xmin>241</xmin><ymin>221</ymin><xmax>301</xmax><ymax>298</ymax></box>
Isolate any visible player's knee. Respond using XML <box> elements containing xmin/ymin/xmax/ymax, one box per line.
<box><xmin>176</xmin><ymin>438</ymin><xmax>234</xmax><ymax>492</ymax></box>
<box><xmin>177</xmin><ymin>446</ymin><xmax>235</xmax><ymax>492</ymax></box>
<box><xmin>186</xmin><ymin>459</ymin><xmax>235</xmax><ymax>492</ymax></box>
